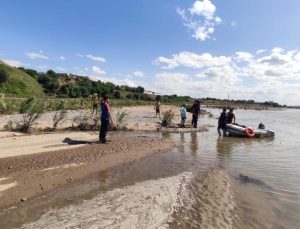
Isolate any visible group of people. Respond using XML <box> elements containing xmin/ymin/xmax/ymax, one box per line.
<box><xmin>155</xmin><ymin>99</ymin><xmax>201</xmax><ymax>128</ymax></box>
<box><xmin>179</xmin><ymin>99</ymin><xmax>201</xmax><ymax>128</ymax></box>
<box><xmin>217</xmin><ymin>107</ymin><xmax>236</xmax><ymax>137</ymax></box>
<box><xmin>92</xmin><ymin>92</ymin><xmax>235</xmax><ymax>143</ymax></box>
<box><xmin>91</xmin><ymin>93</ymin><xmax>113</xmax><ymax>144</ymax></box>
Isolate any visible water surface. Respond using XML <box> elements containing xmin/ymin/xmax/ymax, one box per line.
<box><xmin>22</xmin><ymin>108</ymin><xmax>300</xmax><ymax>229</ymax></box>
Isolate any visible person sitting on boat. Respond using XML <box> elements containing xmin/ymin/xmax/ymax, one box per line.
<box><xmin>226</xmin><ymin>108</ymin><xmax>236</xmax><ymax>124</ymax></box>
<box><xmin>218</xmin><ymin>107</ymin><xmax>227</xmax><ymax>136</ymax></box>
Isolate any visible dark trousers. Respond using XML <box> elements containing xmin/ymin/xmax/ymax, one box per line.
<box><xmin>192</xmin><ymin>114</ymin><xmax>198</xmax><ymax>128</ymax></box>
<box><xmin>99</xmin><ymin>120</ymin><xmax>109</xmax><ymax>142</ymax></box>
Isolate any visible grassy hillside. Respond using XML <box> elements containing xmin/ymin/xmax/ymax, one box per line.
<box><xmin>0</xmin><ymin>62</ymin><xmax>45</xmax><ymax>97</ymax></box>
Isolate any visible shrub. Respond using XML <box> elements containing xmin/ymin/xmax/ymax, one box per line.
<box><xmin>161</xmin><ymin>109</ymin><xmax>175</xmax><ymax>127</ymax></box>
<box><xmin>0</xmin><ymin>69</ymin><xmax>9</xmax><ymax>84</ymax></box>
<box><xmin>19</xmin><ymin>98</ymin><xmax>44</xmax><ymax>132</ymax></box>
<box><xmin>114</xmin><ymin>91</ymin><xmax>121</xmax><ymax>99</ymax></box>
<box><xmin>115</xmin><ymin>110</ymin><xmax>128</xmax><ymax>128</ymax></box>
<box><xmin>53</xmin><ymin>110</ymin><xmax>67</xmax><ymax>129</ymax></box>
<box><xmin>72</xmin><ymin>113</ymin><xmax>91</xmax><ymax>130</ymax></box>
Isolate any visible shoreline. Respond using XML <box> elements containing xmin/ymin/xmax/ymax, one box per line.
<box><xmin>0</xmin><ymin>135</ymin><xmax>177</xmax><ymax>210</ymax></box>
<box><xmin>0</xmin><ymin>133</ymin><xmax>180</xmax><ymax>228</ymax></box>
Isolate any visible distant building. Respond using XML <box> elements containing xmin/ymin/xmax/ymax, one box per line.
<box><xmin>144</xmin><ymin>91</ymin><xmax>161</xmax><ymax>100</ymax></box>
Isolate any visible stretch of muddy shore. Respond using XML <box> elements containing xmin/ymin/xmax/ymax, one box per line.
<box><xmin>0</xmin><ymin>134</ymin><xmax>178</xmax><ymax>227</ymax></box>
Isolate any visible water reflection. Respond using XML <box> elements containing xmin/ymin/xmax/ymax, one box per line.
<box><xmin>190</xmin><ymin>132</ymin><xmax>198</xmax><ymax>156</ymax></box>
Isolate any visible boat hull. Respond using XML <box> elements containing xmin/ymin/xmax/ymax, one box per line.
<box><xmin>225</xmin><ymin>124</ymin><xmax>275</xmax><ymax>138</ymax></box>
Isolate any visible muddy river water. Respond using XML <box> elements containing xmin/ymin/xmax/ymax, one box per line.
<box><xmin>19</xmin><ymin>108</ymin><xmax>300</xmax><ymax>228</ymax></box>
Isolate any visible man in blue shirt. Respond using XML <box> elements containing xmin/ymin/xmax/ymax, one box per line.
<box><xmin>99</xmin><ymin>96</ymin><xmax>113</xmax><ymax>143</ymax></box>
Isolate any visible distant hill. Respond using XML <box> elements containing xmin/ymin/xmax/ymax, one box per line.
<box><xmin>0</xmin><ymin>62</ymin><xmax>45</xmax><ymax>97</ymax></box>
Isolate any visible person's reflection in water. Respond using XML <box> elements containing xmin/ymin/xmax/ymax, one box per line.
<box><xmin>216</xmin><ymin>137</ymin><xmax>234</xmax><ymax>161</ymax></box>
<box><xmin>190</xmin><ymin>132</ymin><xmax>198</xmax><ymax>156</ymax></box>
<box><xmin>180</xmin><ymin>132</ymin><xmax>185</xmax><ymax>143</ymax></box>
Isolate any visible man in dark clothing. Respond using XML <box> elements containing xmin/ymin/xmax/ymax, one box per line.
<box><xmin>99</xmin><ymin>96</ymin><xmax>113</xmax><ymax>143</ymax></box>
<box><xmin>191</xmin><ymin>99</ymin><xmax>200</xmax><ymax>128</ymax></box>
<box><xmin>226</xmin><ymin>108</ymin><xmax>236</xmax><ymax>124</ymax></box>
<box><xmin>218</xmin><ymin>107</ymin><xmax>228</xmax><ymax>136</ymax></box>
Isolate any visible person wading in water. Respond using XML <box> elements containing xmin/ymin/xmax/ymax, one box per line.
<box><xmin>191</xmin><ymin>99</ymin><xmax>200</xmax><ymax>128</ymax></box>
<box><xmin>226</xmin><ymin>108</ymin><xmax>236</xmax><ymax>124</ymax></box>
<box><xmin>218</xmin><ymin>107</ymin><xmax>228</xmax><ymax>136</ymax></box>
<box><xmin>99</xmin><ymin>96</ymin><xmax>113</xmax><ymax>144</ymax></box>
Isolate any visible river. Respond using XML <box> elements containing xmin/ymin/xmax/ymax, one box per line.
<box><xmin>21</xmin><ymin>108</ymin><xmax>300</xmax><ymax>229</ymax></box>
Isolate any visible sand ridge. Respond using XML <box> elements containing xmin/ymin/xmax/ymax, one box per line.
<box><xmin>0</xmin><ymin>135</ymin><xmax>177</xmax><ymax>213</ymax></box>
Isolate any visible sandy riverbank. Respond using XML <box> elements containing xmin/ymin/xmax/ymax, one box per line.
<box><xmin>0</xmin><ymin>105</ymin><xmax>208</xmax><ymax>132</ymax></box>
<box><xmin>0</xmin><ymin>134</ymin><xmax>176</xmax><ymax>213</ymax></box>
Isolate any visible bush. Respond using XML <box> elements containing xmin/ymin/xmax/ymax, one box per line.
<box><xmin>114</xmin><ymin>91</ymin><xmax>121</xmax><ymax>99</ymax></box>
<box><xmin>132</xmin><ymin>93</ymin><xmax>139</xmax><ymax>100</ymax></box>
<box><xmin>161</xmin><ymin>109</ymin><xmax>175</xmax><ymax>127</ymax></box>
<box><xmin>72</xmin><ymin>113</ymin><xmax>91</xmax><ymax>130</ymax></box>
<box><xmin>19</xmin><ymin>98</ymin><xmax>44</xmax><ymax>132</ymax></box>
<box><xmin>53</xmin><ymin>110</ymin><xmax>67</xmax><ymax>129</ymax></box>
<box><xmin>126</xmin><ymin>93</ymin><xmax>133</xmax><ymax>99</ymax></box>
<box><xmin>0</xmin><ymin>69</ymin><xmax>9</xmax><ymax>84</ymax></box>
<box><xmin>3</xmin><ymin>120</ymin><xmax>20</xmax><ymax>131</ymax></box>
<box><xmin>115</xmin><ymin>110</ymin><xmax>128</xmax><ymax>128</ymax></box>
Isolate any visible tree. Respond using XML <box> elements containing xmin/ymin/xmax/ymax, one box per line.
<box><xmin>114</xmin><ymin>91</ymin><xmax>121</xmax><ymax>99</ymax></box>
<box><xmin>47</xmin><ymin>69</ymin><xmax>57</xmax><ymax>78</ymax></box>
<box><xmin>126</xmin><ymin>93</ymin><xmax>133</xmax><ymax>99</ymax></box>
<box><xmin>0</xmin><ymin>69</ymin><xmax>8</xmax><ymax>84</ymax></box>
<box><xmin>133</xmin><ymin>93</ymin><xmax>140</xmax><ymax>100</ymax></box>
<box><xmin>155</xmin><ymin>95</ymin><xmax>161</xmax><ymax>101</ymax></box>
<box><xmin>18</xmin><ymin>67</ymin><xmax>38</xmax><ymax>79</ymax></box>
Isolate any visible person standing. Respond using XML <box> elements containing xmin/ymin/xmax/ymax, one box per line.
<box><xmin>226</xmin><ymin>108</ymin><xmax>236</xmax><ymax>124</ymax></box>
<box><xmin>99</xmin><ymin>96</ymin><xmax>112</xmax><ymax>144</ymax></box>
<box><xmin>154</xmin><ymin>100</ymin><xmax>161</xmax><ymax>118</ymax></box>
<box><xmin>180</xmin><ymin>104</ymin><xmax>187</xmax><ymax>127</ymax></box>
<box><xmin>91</xmin><ymin>93</ymin><xmax>99</xmax><ymax>116</ymax></box>
<box><xmin>218</xmin><ymin>107</ymin><xmax>228</xmax><ymax>136</ymax></box>
<box><xmin>191</xmin><ymin>99</ymin><xmax>200</xmax><ymax>128</ymax></box>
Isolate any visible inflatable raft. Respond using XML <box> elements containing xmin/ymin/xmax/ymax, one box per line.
<box><xmin>226</xmin><ymin>124</ymin><xmax>275</xmax><ymax>138</ymax></box>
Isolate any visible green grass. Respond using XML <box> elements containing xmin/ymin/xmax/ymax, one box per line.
<box><xmin>0</xmin><ymin>97</ymin><xmax>155</xmax><ymax>114</ymax></box>
<box><xmin>0</xmin><ymin>63</ymin><xmax>45</xmax><ymax>97</ymax></box>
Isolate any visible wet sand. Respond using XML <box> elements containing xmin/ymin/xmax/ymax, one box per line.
<box><xmin>0</xmin><ymin>135</ymin><xmax>176</xmax><ymax>216</ymax></box>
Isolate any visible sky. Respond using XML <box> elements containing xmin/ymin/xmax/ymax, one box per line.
<box><xmin>1</xmin><ymin>0</ymin><xmax>300</xmax><ymax>105</ymax></box>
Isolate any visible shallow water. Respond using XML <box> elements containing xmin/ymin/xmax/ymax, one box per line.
<box><xmin>22</xmin><ymin>108</ymin><xmax>300</xmax><ymax>229</ymax></box>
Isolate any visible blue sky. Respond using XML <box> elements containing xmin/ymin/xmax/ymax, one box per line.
<box><xmin>1</xmin><ymin>0</ymin><xmax>300</xmax><ymax>105</ymax></box>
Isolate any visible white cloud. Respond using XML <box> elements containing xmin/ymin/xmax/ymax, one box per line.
<box><xmin>2</xmin><ymin>59</ymin><xmax>24</xmax><ymax>67</ymax></box>
<box><xmin>197</xmin><ymin>65</ymin><xmax>238</xmax><ymax>84</ymax></box>
<box><xmin>92</xmin><ymin>66</ymin><xmax>106</xmax><ymax>75</ymax></box>
<box><xmin>230</xmin><ymin>21</ymin><xmax>237</xmax><ymax>27</ymax></box>
<box><xmin>153</xmin><ymin>48</ymin><xmax>300</xmax><ymax>104</ymax></box>
<box><xmin>75</xmin><ymin>53</ymin><xmax>84</xmax><ymax>58</ymax></box>
<box><xmin>36</xmin><ymin>65</ymin><xmax>49</xmax><ymax>70</ymax></box>
<box><xmin>272</xmin><ymin>47</ymin><xmax>284</xmax><ymax>53</ymax></box>
<box><xmin>90</xmin><ymin>74</ymin><xmax>136</xmax><ymax>87</ymax></box>
<box><xmin>234</xmin><ymin>52</ymin><xmax>253</xmax><ymax>62</ymax></box>
<box><xmin>177</xmin><ymin>0</ymin><xmax>222</xmax><ymax>41</ymax></box>
<box><xmin>26</xmin><ymin>52</ymin><xmax>49</xmax><ymax>60</ymax></box>
<box><xmin>154</xmin><ymin>51</ymin><xmax>231</xmax><ymax>69</ymax></box>
<box><xmin>132</xmin><ymin>71</ymin><xmax>144</xmax><ymax>77</ymax></box>
<box><xmin>256</xmin><ymin>49</ymin><xmax>266</xmax><ymax>55</ymax></box>
<box><xmin>59</xmin><ymin>56</ymin><xmax>66</xmax><ymax>60</ymax></box>
<box><xmin>190</xmin><ymin>0</ymin><xmax>216</xmax><ymax>19</ymax></box>
<box><xmin>55</xmin><ymin>66</ymin><xmax>67</xmax><ymax>72</ymax></box>
<box><xmin>86</xmin><ymin>54</ymin><xmax>106</xmax><ymax>63</ymax></box>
